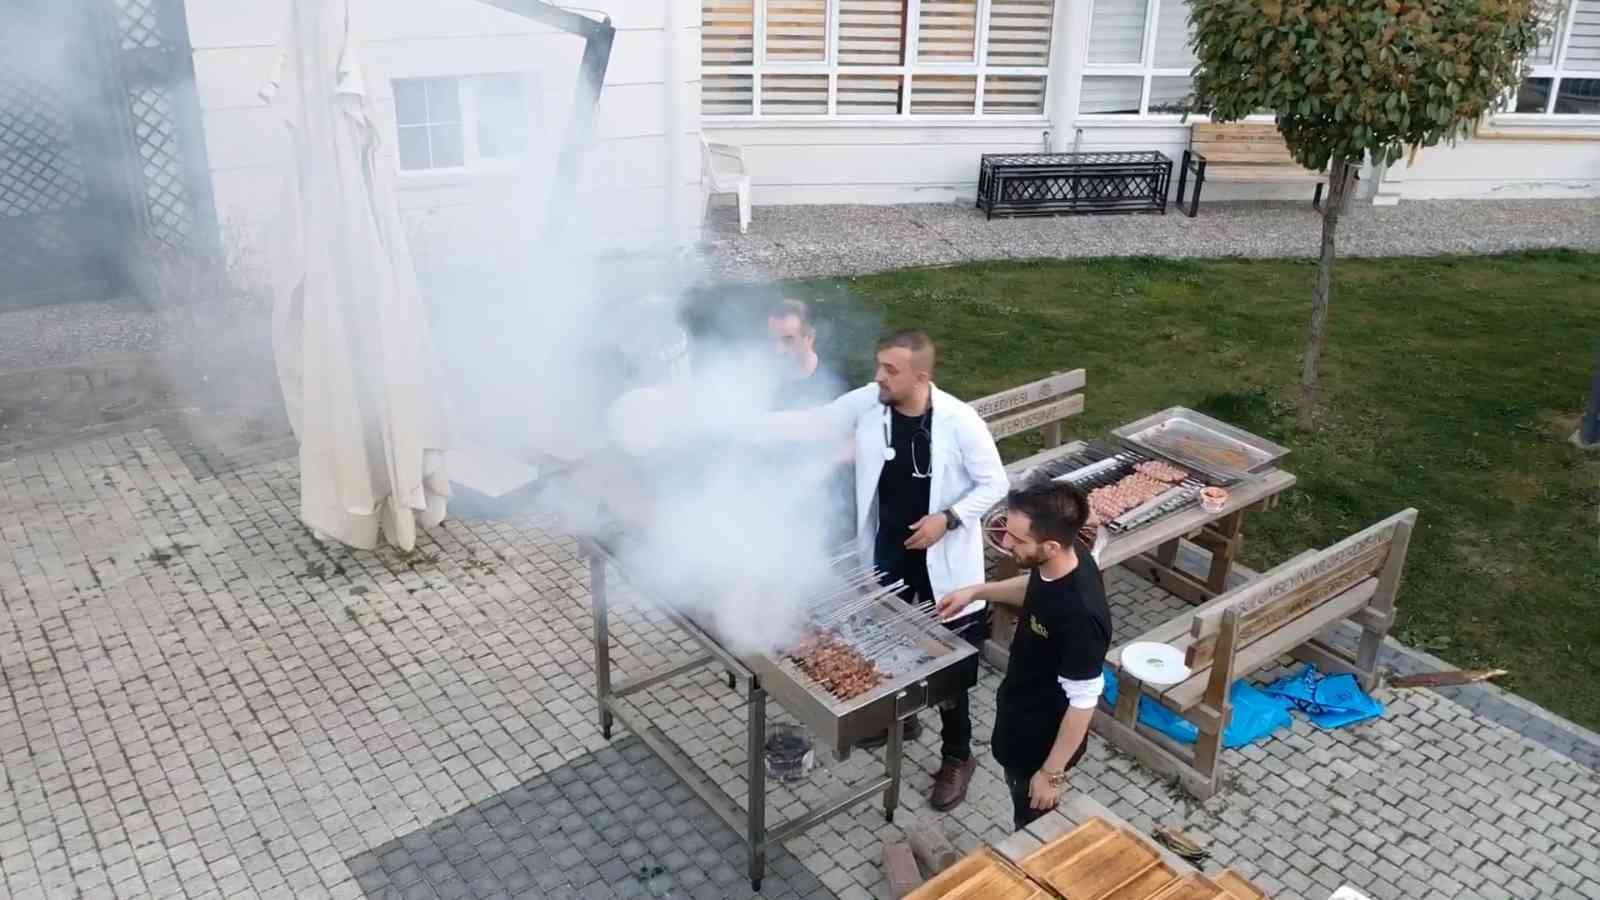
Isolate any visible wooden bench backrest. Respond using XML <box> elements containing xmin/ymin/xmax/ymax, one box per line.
<box><xmin>1184</xmin><ymin>508</ymin><xmax>1418</xmax><ymax>671</ymax></box>
<box><xmin>973</xmin><ymin>369</ymin><xmax>1086</xmax><ymax>448</ymax></box>
<box><xmin>1192</xmin><ymin>123</ymin><xmax>1299</xmax><ymax>166</ymax></box>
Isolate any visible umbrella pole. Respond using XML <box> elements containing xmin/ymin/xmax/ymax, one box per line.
<box><xmin>472</xmin><ymin>1</ymin><xmax>616</xmax><ymax>234</ymax></box>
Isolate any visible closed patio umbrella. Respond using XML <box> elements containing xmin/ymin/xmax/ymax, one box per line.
<box><xmin>262</xmin><ymin>0</ymin><xmax>450</xmax><ymax>551</ymax></box>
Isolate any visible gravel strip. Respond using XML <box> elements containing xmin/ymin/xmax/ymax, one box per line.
<box><xmin>701</xmin><ymin>197</ymin><xmax>1600</xmax><ymax>282</ymax></box>
<box><xmin>0</xmin><ymin>298</ymin><xmax>168</xmax><ymax>372</ymax></box>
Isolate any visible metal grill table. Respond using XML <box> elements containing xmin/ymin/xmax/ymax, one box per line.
<box><xmin>584</xmin><ymin>540</ymin><xmax>978</xmax><ymax>891</ymax></box>
<box><xmin>977</xmin><ymin>151</ymin><xmax>1172</xmax><ymax>219</ymax></box>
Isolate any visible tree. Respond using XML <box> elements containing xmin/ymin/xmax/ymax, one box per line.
<box><xmin>1188</xmin><ymin>0</ymin><xmax>1546</xmax><ymax>429</ymax></box>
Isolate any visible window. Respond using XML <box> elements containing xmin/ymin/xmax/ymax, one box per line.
<box><xmin>393</xmin><ymin>74</ymin><xmax>530</xmax><ymax>172</ymax></box>
<box><xmin>1080</xmin><ymin>0</ymin><xmax>1196</xmax><ymax>116</ymax></box>
<box><xmin>1512</xmin><ymin>0</ymin><xmax>1600</xmax><ymax>115</ymax></box>
<box><xmin>700</xmin><ymin>0</ymin><xmax>1055</xmax><ymax>118</ymax></box>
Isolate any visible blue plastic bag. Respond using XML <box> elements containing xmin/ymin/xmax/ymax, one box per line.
<box><xmin>1263</xmin><ymin>664</ymin><xmax>1384</xmax><ymax>729</ymax></box>
<box><xmin>1101</xmin><ymin>664</ymin><xmax>1292</xmax><ymax>749</ymax></box>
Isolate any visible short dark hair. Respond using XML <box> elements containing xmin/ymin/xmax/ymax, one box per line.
<box><xmin>1006</xmin><ymin>482</ymin><xmax>1088</xmax><ymax>545</ymax></box>
<box><xmin>767</xmin><ymin>298</ymin><xmax>813</xmax><ymax>334</ymax></box>
<box><xmin>876</xmin><ymin>328</ymin><xmax>936</xmax><ymax>372</ymax></box>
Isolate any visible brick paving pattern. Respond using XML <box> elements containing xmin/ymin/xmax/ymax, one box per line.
<box><xmin>2</xmin><ymin>429</ymin><xmax>1598</xmax><ymax>899</ymax></box>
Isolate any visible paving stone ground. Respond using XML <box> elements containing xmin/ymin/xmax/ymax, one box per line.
<box><xmin>3</xmin><ymin>429</ymin><xmax>1599</xmax><ymax>900</ymax></box>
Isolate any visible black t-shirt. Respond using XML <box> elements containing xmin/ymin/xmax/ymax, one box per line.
<box><xmin>991</xmin><ymin>547</ymin><xmax>1112</xmax><ymax>773</ymax></box>
<box><xmin>770</xmin><ymin>364</ymin><xmax>853</xmax><ymax>544</ymax></box>
<box><xmin>874</xmin><ymin>407</ymin><xmax>933</xmax><ymax>574</ymax></box>
<box><xmin>772</xmin><ymin>364</ymin><xmax>846</xmax><ymax>411</ymax></box>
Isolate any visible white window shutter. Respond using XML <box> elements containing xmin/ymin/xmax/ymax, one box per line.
<box><xmin>703</xmin><ymin>73</ymin><xmax>755</xmax><ymax>115</ymax></box>
<box><xmin>761</xmin><ymin>73</ymin><xmax>830</xmax><ymax>113</ymax></box>
<box><xmin>987</xmin><ymin>0</ymin><xmax>1054</xmax><ymax>67</ymax></box>
<box><xmin>1568</xmin><ymin>0</ymin><xmax>1600</xmax><ymax>70</ymax></box>
<box><xmin>1152</xmin><ymin>0</ymin><xmax>1196</xmax><ymax>69</ymax></box>
<box><xmin>839</xmin><ymin>0</ymin><xmax>909</xmax><ymax>65</ymax></box>
<box><xmin>702</xmin><ymin>0</ymin><xmax>755</xmax><ymax>65</ymax></box>
<box><xmin>766</xmin><ymin>0</ymin><xmax>829</xmax><ymax>61</ymax></box>
<box><xmin>918</xmin><ymin>0</ymin><xmax>980</xmax><ymax>61</ymax></box>
<box><xmin>1087</xmin><ymin>0</ymin><xmax>1149</xmax><ymax>65</ymax></box>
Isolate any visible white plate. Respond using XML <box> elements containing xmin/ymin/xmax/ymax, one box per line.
<box><xmin>1121</xmin><ymin>641</ymin><xmax>1191</xmax><ymax>686</ymax></box>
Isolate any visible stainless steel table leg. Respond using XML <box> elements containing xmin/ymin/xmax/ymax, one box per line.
<box><xmin>748</xmin><ymin>679</ymin><xmax>767</xmax><ymax>891</ymax></box>
<box><xmin>589</xmin><ymin>549</ymin><xmax>614</xmax><ymax>740</ymax></box>
<box><xmin>884</xmin><ymin>709</ymin><xmax>904</xmax><ymax>823</ymax></box>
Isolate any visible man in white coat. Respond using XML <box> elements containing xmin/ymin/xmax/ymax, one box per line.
<box><xmin>775</xmin><ymin>329</ymin><xmax>1007</xmax><ymax>811</ymax></box>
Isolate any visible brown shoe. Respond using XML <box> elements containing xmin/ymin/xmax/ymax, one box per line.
<box><xmin>929</xmin><ymin>756</ymin><xmax>976</xmax><ymax>811</ymax></box>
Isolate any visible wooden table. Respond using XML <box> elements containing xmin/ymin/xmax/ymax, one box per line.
<box><xmin>988</xmin><ymin>438</ymin><xmax>1296</xmax><ymax>666</ymax></box>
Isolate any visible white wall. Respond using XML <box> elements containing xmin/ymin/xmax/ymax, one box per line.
<box><xmin>185</xmin><ymin>0</ymin><xmax>701</xmax><ymax>265</ymax></box>
<box><xmin>704</xmin><ymin>121</ymin><xmax>1051</xmax><ymax>205</ymax></box>
<box><xmin>1376</xmin><ymin>132</ymin><xmax>1600</xmax><ymax>202</ymax></box>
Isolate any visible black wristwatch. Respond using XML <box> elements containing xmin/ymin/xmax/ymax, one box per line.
<box><xmin>943</xmin><ymin>509</ymin><xmax>962</xmax><ymax>531</ymax></box>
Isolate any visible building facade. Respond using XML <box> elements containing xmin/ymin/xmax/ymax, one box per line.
<box><xmin>181</xmin><ymin>0</ymin><xmax>1597</xmax><ymax>254</ymax></box>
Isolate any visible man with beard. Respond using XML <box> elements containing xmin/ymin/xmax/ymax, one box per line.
<box><xmin>937</xmin><ymin>482</ymin><xmax>1110</xmax><ymax>831</ymax></box>
<box><xmin>765</xmin><ymin>329</ymin><xmax>1007</xmax><ymax>811</ymax></box>
<box><xmin>767</xmin><ymin>299</ymin><xmax>845</xmax><ymax>410</ymax></box>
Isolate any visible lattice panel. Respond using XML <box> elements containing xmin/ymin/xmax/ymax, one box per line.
<box><xmin>115</xmin><ymin>0</ymin><xmax>166</xmax><ymax>50</ymax></box>
<box><xmin>130</xmin><ymin>87</ymin><xmax>194</xmax><ymax>246</ymax></box>
<box><xmin>0</xmin><ymin>65</ymin><xmax>91</xmax><ymax>218</ymax></box>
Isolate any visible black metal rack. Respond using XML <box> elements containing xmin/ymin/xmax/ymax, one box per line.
<box><xmin>977</xmin><ymin>151</ymin><xmax>1172</xmax><ymax>219</ymax></box>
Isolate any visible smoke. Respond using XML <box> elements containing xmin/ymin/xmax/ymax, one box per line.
<box><xmin>5</xmin><ymin>0</ymin><xmax>886</xmax><ymax>655</ymax></box>
<box><xmin>402</xmin><ymin>13</ymin><xmax>886</xmax><ymax>656</ymax></box>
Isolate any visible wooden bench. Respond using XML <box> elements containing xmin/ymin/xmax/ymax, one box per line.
<box><xmin>971</xmin><ymin>370</ymin><xmax>1087</xmax><ymax>665</ymax></box>
<box><xmin>1176</xmin><ymin>123</ymin><xmax>1330</xmax><ymax>217</ymax></box>
<box><xmin>971</xmin><ymin>368</ymin><xmax>1087</xmax><ymax>451</ymax></box>
<box><xmin>1096</xmin><ymin>508</ymin><xmax>1417</xmax><ymax>798</ymax></box>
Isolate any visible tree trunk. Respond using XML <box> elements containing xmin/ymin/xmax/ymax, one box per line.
<box><xmin>1299</xmin><ymin>158</ymin><xmax>1355</xmax><ymax>431</ymax></box>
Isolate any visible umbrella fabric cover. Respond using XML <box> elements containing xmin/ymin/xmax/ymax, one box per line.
<box><xmin>263</xmin><ymin>0</ymin><xmax>450</xmax><ymax>551</ymax></box>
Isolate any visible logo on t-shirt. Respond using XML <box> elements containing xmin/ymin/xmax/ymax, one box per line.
<box><xmin>1028</xmin><ymin>615</ymin><xmax>1049</xmax><ymax>638</ymax></box>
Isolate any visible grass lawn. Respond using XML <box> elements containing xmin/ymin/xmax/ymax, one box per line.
<box><xmin>693</xmin><ymin>251</ymin><xmax>1600</xmax><ymax>731</ymax></box>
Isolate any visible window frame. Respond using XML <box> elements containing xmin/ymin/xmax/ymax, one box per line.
<box><xmin>1496</xmin><ymin>0</ymin><xmax>1600</xmax><ymax>123</ymax></box>
<box><xmin>392</xmin><ymin>73</ymin><xmax>535</xmax><ymax>175</ymax></box>
<box><xmin>701</xmin><ymin>0</ymin><xmax>1056</xmax><ymax>122</ymax></box>
<box><xmin>1076</xmin><ymin>0</ymin><xmax>1200</xmax><ymax>120</ymax></box>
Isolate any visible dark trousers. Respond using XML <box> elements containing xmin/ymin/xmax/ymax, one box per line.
<box><xmin>875</xmin><ymin>546</ymin><xmax>987</xmax><ymax>762</ymax></box>
<box><xmin>1002</xmin><ymin>736</ymin><xmax>1089</xmax><ymax>832</ymax></box>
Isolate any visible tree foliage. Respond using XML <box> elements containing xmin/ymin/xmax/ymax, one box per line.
<box><xmin>1189</xmin><ymin>0</ymin><xmax>1548</xmax><ymax>169</ymax></box>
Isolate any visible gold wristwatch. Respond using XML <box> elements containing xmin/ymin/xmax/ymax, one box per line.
<box><xmin>1040</xmin><ymin>768</ymin><xmax>1067</xmax><ymax>787</ymax></box>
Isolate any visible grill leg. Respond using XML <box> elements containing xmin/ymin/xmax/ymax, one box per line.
<box><xmin>884</xmin><ymin>711</ymin><xmax>905</xmax><ymax>823</ymax></box>
<box><xmin>748</xmin><ymin>681</ymin><xmax>767</xmax><ymax>891</ymax></box>
<box><xmin>590</xmin><ymin>549</ymin><xmax>613</xmax><ymax>740</ymax></box>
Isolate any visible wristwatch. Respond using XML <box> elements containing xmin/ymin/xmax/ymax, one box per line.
<box><xmin>1040</xmin><ymin>768</ymin><xmax>1067</xmax><ymax>787</ymax></box>
<box><xmin>942</xmin><ymin>509</ymin><xmax>962</xmax><ymax>531</ymax></box>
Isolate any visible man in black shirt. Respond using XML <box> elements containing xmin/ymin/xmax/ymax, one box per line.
<box><xmin>766</xmin><ymin>299</ymin><xmax>851</xmax><ymax>546</ymax></box>
<box><xmin>767</xmin><ymin>299</ymin><xmax>846</xmax><ymax>411</ymax></box>
<box><xmin>938</xmin><ymin>482</ymin><xmax>1111</xmax><ymax>831</ymax></box>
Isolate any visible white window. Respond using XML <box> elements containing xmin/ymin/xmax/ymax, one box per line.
<box><xmin>1079</xmin><ymin>0</ymin><xmax>1196</xmax><ymax>116</ymax></box>
<box><xmin>701</xmin><ymin>0</ymin><xmax>1055</xmax><ymax>119</ymax></box>
<box><xmin>393</xmin><ymin>74</ymin><xmax>530</xmax><ymax>172</ymax></box>
<box><xmin>1511</xmin><ymin>0</ymin><xmax>1600</xmax><ymax>115</ymax></box>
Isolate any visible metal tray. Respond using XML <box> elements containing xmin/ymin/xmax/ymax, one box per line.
<box><xmin>1113</xmin><ymin>407</ymin><xmax>1289</xmax><ymax>484</ymax></box>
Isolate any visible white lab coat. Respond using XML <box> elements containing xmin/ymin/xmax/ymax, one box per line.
<box><xmin>819</xmin><ymin>384</ymin><xmax>1009</xmax><ymax>610</ymax></box>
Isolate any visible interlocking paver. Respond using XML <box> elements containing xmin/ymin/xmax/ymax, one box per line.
<box><xmin>3</xmin><ymin>430</ymin><xmax>1600</xmax><ymax>899</ymax></box>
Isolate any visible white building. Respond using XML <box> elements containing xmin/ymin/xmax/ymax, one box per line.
<box><xmin>178</xmin><ymin>0</ymin><xmax>1600</xmax><ymax>252</ymax></box>
<box><xmin>175</xmin><ymin>0</ymin><xmax>1599</xmax><ymax>250</ymax></box>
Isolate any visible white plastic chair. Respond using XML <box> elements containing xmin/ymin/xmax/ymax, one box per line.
<box><xmin>701</xmin><ymin>137</ymin><xmax>751</xmax><ymax>234</ymax></box>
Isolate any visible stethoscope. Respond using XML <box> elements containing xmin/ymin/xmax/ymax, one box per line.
<box><xmin>881</xmin><ymin>404</ymin><xmax>933</xmax><ymax>479</ymax></box>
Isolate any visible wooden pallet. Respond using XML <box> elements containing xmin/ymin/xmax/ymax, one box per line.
<box><xmin>1017</xmin><ymin>817</ymin><xmax>1267</xmax><ymax>900</ymax></box>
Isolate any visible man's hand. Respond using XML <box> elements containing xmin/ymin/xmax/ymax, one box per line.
<box><xmin>1028</xmin><ymin>770</ymin><xmax>1063</xmax><ymax>811</ymax></box>
<box><xmin>936</xmin><ymin>586</ymin><xmax>980</xmax><ymax>622</ymax></box>
<box><xmin>904</xmin><ymin>514</ymin><xmax>948</xmax><ymax>550</ymax></box>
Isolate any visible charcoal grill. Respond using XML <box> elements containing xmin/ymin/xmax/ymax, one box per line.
<box><xmin>586</xmin><ymin>540</ymin><xmax>978</xmax><ymax>890</ymax></box>
<box><xmin>993</xmin><ymin>441</ymin><xmax>1213</xmax><ymax>538</ymax></box>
